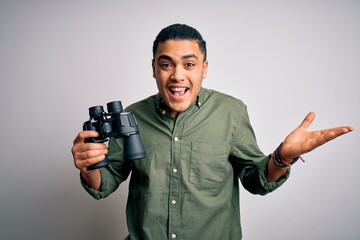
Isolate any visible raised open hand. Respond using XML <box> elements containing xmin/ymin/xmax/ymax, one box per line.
<box><xmin>280</xmin><ymin>112</ymin><xmax>354</xmax><ymax>161</ymax></box>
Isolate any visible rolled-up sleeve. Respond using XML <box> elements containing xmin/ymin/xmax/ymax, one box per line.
<box><xmin>80</xmin><ymin>137</ymin><xmax>132</xmax><ymax>200</ymax></box>
<box><xmin>230</xmin><ymin>106</ymin><xmax>290</xmax><ymax>195</ymax></box>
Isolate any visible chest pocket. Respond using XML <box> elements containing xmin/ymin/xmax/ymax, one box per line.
<box><xmin>189</xmin><ymin>141</ymin><xmax>229</xmax><ymax>189</ymax></box>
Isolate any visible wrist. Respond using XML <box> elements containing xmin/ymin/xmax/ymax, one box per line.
<box><xmin>272</xmin><ymin>142</ymin><xmax>303</xmax><ymax>168</ymax></box>
<box><xmin>81</xmin><ymin>169</ymin><xmax>101</xmax><ymax>190</ymax></box>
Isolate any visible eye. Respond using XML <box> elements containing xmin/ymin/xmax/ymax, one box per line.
<box><xmin>185</xmin><ymin>62</ymin><xmax>195</xmax><ymax>68</ymax></box>
<box><xmin>159</xmin><ymin>62</ymin><xmax>172</xmax><ymax>69</ymax></box>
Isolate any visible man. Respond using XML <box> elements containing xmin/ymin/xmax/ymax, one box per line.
<box><xmin>72</xmin><ymin>24</ymin><xmax>353</xmax><ymax>239</ymax></box>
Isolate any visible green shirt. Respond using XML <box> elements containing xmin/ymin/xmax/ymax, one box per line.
<box><xmin>81</xmin><ymin>88</ymin><xmax>289</xmax><ymax>240</ymax></box>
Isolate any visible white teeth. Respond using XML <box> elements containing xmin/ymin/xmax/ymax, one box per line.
<box><xmin>170</xmin><ymin>87</ymin><xmax>186</xmax><ymax>92</ymax></box>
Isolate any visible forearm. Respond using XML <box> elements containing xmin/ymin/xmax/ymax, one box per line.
<box><xmin>81</xmin><ymin>170</ymin><xmax>101</xmax><ymax>190</ymax></box>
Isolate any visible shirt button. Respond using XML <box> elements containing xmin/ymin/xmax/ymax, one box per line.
<box><xmin>171</xmin><ymin>233</ymin><xmax>177</xmax><ymax>238</ymax></box>
<box><xmin>172</xmin><ymin>168</ymin><xmax>178</xmax><ymax>173</ymax></box>
<box><xmin>174</xmin><ymin>137</ymin><xmax>179</xmax><ymax>142</ymax></box>
<box><xmin>161</xmin><ymin>110</ymin><xmax>166</xmax><ymax>115</ymax></box>
<box><xmin>171</xmin><ymin>199</ymin><xmax>177</xmax><ymax>205</ymax></box>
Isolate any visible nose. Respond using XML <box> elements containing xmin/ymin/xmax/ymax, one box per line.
<box><xmin>170</xmin><ymin>66</ymin><xmax>185</xmax><ymax>81</ymax></box>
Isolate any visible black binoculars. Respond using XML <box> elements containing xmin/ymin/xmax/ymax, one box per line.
<box><xmin>83</xmin><ymin>101</ymin><xmax>146</xmax><ymax>170</ymax></box>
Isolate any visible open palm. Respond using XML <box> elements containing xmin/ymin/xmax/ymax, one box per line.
<box><xmin>280</xmin><ymin>112</ymin><xmax>354</xmax><ymax>161</ymax></box>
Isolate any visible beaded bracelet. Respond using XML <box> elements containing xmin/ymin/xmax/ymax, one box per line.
<box><xmin>272</xmin><ymin>142</ymin><xmax>305</xmax><ymax>168</ymax></box>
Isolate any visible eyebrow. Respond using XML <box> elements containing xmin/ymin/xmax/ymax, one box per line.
<box><xmin>157</xmin><ymin>54</ymin><xmax>198</xmax><ymax>62</ymax></box>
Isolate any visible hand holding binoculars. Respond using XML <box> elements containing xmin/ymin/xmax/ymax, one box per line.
<box><xmin>83</xmin><ymin>101</ymin><xmax>146</xmax><ymax>170</ymax></box>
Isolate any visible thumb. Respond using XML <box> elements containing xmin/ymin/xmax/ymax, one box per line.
<box><xmin>299</xmin><ymin>112</ymin><xmax>316</xmax><ymax>129</ymax></box>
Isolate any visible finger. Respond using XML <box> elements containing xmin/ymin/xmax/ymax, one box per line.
<box><xmin>299</xmin><ymin>112</ymin><xmax>316</xmax><ymax>129</ymax></box>
<box><xmin>73</xmin><ymin>146</ymin><xmax>108</xmax><ymax>160</ymax></box>
<box><xmin>79</xmin><ymin>142</ymin><xmax>107</xmax><ymax>152</ymax></box>
<box><xmin>73</xmin><ymin>147</ymin><xmax>107</xmax><ymax>170</ymax></box>
<box><xmin>71</xmin><ymin>141</ymin><xmax>107</xmax><ymax>158</ymax></box>
<box><xmin>321</xmin><ymin>126</ymin><xmax>354</xmax><ymax>140</ymax></box>
<box><xmin>309</xmin><ymin>127</ymin><xmax>353</xmax><ymax>149</ymax></box>
<box><xmin>75</xmin><ymin>154</ymin><xmax>106</xmax><ymax>170</ymax></box>
<box><xmin>73</xmin><ymin>131</ymin><xmax>99</xmax><ymax>145</ymax></box>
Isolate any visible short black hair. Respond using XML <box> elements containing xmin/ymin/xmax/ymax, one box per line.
<box><xmin>152</xmin><ymin>23</ymin><xmax>207</xmax><ymax>61</ymax></box>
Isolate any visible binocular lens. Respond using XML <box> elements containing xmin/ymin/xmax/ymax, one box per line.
<box><xmin>124</xmin><ymin>134</ymin><xmax>146</xmax><ymax>160</ymax></box>
<box><xmin>107</xmin><ymin>101</ymin><xmax>123</xmax><ymax>113</ymax></box>
<box><xmin>89</xmin><ymin>106</ymin><xmax>104</xmax><ymax>119</ymax></box>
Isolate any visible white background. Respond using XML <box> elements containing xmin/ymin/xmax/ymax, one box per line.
<box><xmin>0</xmin><ymin>0</ymin><xmax>359</xmax><ymax>239</ymax></box>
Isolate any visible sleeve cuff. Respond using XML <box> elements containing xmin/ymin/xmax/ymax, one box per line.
<box><xmin>80</xmin><ymin>167</ymin><xmax>118</xmax><ymax>200</ymax></box>
<box><xmin>257</xmin><ymin>155</ymin><xmax>291</xmax><ymax>194</ymax></box>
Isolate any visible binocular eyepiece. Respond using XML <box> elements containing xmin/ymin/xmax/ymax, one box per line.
<box><xmin>83</xmin><ymin>101</ymin><xmax>146</xmax><ymax>170</ymax></box>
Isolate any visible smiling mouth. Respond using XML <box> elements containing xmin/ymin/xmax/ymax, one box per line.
<box><xmin>169</xmin><ymin>87</ymin><xmax>188</xmax><ymax>97</ymax></box>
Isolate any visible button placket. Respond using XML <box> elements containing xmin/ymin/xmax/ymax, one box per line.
<box><xmin>169</xmin><ymin>125</ymin><xmax>182</xmax><ymax>240</ymax></box>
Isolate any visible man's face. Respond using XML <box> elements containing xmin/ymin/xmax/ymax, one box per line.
<box><xmin>152</xmin><ymin>40</ymin><xmax>208</xmax><ymax>118</ymax></box>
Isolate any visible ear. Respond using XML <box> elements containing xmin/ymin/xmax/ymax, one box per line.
<box><xmin>152</xmin><ymin>59</ymin><xmax>156</xmax><ymax>79</ymax></box>
<box><xmin>202</xmin><ymin>60</ymin><xmax>208</xmax><ymax>79</ymax></box>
